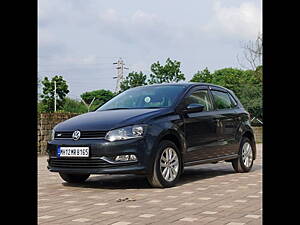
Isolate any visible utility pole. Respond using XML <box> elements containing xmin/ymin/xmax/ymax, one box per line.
<box><xmin>113</xmin><ymin>58</ymin><xmax>128</xmax><ymax>93</ymax></box>
<box><xmin>54</xmin><ymin>80</ymin><xmax>57</xmax><ymax>112</ymax></box>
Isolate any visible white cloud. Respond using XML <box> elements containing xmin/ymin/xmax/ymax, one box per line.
<box><xmin>131</xmin><ymin>10</ymin><xmax>160</xmax><ymax>26</ymax></box>
<box><xmin>97</xmin><ymin>9</ymin><xmax>173</xmax><ymax>48</ymax></box>
<box><xmin>203</xmin><ymin>1</ymin><xmax>262</xmax><ymax>40</ymax></box>
<box><xmin>99</xmin><ymin>9</ymin><xmax>121</xmax><ymax>23</ymax></box>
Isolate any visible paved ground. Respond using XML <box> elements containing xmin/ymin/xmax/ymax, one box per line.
<box><xmin>38</xmin><ymin>144</ymin><xmax>262</xmax><ymax>225</ymax></box>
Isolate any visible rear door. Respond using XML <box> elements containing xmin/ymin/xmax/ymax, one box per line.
<box><xmin>209</xmin><ymin>87</ymin><xmax>240</xmax><ymax>156</ymax></box>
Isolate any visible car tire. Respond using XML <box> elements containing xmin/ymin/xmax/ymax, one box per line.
<box><xmin>147</xmin><ymin>140</ymin><xmax>182</xmax><ymax>188</ymax></box>
<box><xmin>232</xmin><ymin>137</ymin><xmax>254</xmax><ymax>173</ymax></box>
<box><xmin>59</xmin><ymin>173</ymin><xmax>90</xmax><ymax>183</ymax></box>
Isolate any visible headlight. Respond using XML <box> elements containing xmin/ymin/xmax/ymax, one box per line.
<box><xmin>51</xmin><ymin>129</ymin><xmax>55</xmax><ymax>140</ymax></box>
<box><xmin>105</xmin><ymin>125</ymin><xmax>146</xmax><ymax>142</ymax></box>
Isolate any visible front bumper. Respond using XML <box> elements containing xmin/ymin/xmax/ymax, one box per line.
<box><xmin>47</xmin><ymin>137</ymin><xmax>154</xmax><ymax>175</ymax></box>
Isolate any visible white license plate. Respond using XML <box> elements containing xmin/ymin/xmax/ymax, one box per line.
<box><xmin>57</xmin><ymin>147</ymin><xmax>89</xmax><ymax>158</ymax></box>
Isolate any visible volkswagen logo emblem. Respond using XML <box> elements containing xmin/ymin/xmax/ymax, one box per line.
<box><xmin>72</xmin><ymin>130</ymin><xmax>81</xmax><ymax>141</ymax></box>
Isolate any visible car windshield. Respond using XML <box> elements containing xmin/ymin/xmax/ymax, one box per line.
<box><xmin>97</xmin><ymin>85</ymin><xmax>187</xmax><ymax>111</ymax></box>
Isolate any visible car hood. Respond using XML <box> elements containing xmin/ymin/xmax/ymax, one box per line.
<box><xmin>54</xmin><ymin>108</ymin><xmax>169</xmax><ymax>131</ymax></box>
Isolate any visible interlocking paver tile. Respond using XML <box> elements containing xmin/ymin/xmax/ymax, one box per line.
<box><xmin>202</xmin><ymin>211</ymin><xmax>218</xmax><ymax>215</ymax></box>
<box><xmin>38</xmin><ymin>144</ymin><xmax>262</xmax><ymax>225</ymax></box>
<box><xmin>38</xmin><ymin>215</ymin><xmax>55</xmax><ymax>219</ymax></box>
<box><xmin>166</xmin><ymin>195</ymin><xmax>178</xmax><ymax>198</ymax></box>
<box><xmin>218</xmin><ymin>205</ymin><xmax>233</xmax><ymax>208</ymax></box>
<box><xmin>163</xmin><ymin>208</ymin><xmax>178</xmax><ymax>211</ymax></box>
<box><xmin>247</xmin><ymin>195</ymin><xmax>260</xmax><ymax>198</ymax></box>
<box><xmin>138</xmin><ymin>214</ymin><xmax>155</xmax><ymax>218</ymax></box>
<box><xmin>64</xmin><ymin>200</ymin><xmax>78</xmax><ymax>203</ymax></box>
<box><xmin>196</xmin><ymin>187</ymin><xmax>208</xmax><ymax>190</ymax></box>
<box><xmin>214</xmin><ymin>193</ymin><xmax>225</xmax><ymax>196</ymax></box>
<box><xmin>93</xmin><ymin>203</ymin><xmax>108</xmax><ymax>206</ymax></box>
<box><xmin>126</xmin><ymin>205</ymin><xmax>141</xmax><ymax>208</ymax></box>
<box><xmin>226</xmin><ymin>223</ymin><xmax>245</xmax><ymax>225</ymax></box>
<box><xmin>182</xmin><ymin>202</ymin><xmax>196</xmax><ymax>205</ymax></box>
<box><xmin>245</xmin><ymin>214</ymin><xmax>261</xmax><ymax>219</ymax></box>
<box><xmin>198</xmin><ymin>216</ymin><xmax>217</xmax><ymax>223</ymax></box>
<box><xmin>198</xmin><ymin>197</ymin><xmax>211</xmax><ymax>200</ymax></box>
<box><xmin>147</xmin><ymin>200</ymin><xmax>161</xmax><ymax>203</ymax></box>
<box><xmin>101</xmin><ymin>211</ymin><xmax>118</xmax><ymax>215</ymax></box>
<box><xmin>179</xmin><ymin>217</ymin><xmax>198</xmax><ymax>222</ymax></box>
<box><xmin>111</xmin><ymin>222</ymin><xmax>131</xmax><ymax>225</ymax></box>
<box><xmin>38</xmin><ymin>205</ymin><xmax>51</xmax><ymax>209</ymax></box>
<box><xmin>72</xmin><ymin>218</ymin><xmax>91</xmax><ymax>222</ymax></box>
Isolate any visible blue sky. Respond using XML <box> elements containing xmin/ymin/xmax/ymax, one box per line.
<box><xmin>38</xmin><ymin>0</ymin><xmax>262</xmax><ymax>99</ymax></box>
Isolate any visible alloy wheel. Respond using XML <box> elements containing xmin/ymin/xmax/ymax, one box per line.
<box><xmin>242</xmin><ymin>142</ymin><xmax>253</xmax><ymax>168</ymax></box>
<box><xmin>160</xmin><ymin>147</ymin><xmax>179</xmax><ymax>182</ymax></box>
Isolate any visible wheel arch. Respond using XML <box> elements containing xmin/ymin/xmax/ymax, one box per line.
<box><xmin>241</xmin><ymin>130</ymin><xmax>256</xmax><ymax>160</ymax></box>
<box><xmin>154</xmin><ymin>129</ymin><xmax>185</xmax><ymax>172</ymax></box>
<box><xmin>157</xmin><ymin>129</ymin><xmax>185</xmax><ymax>154</ymax></box>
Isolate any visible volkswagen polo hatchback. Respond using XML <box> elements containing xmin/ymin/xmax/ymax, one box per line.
<box><xmin>47</xmin><ymin>83</ymin><xmax>256</xmax><ymax>188</ymax></box>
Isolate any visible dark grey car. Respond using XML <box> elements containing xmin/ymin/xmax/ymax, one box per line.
<box><xmin>47</xmin><ymin>83</ymin><xmax>256</xmax><ymax>188</ymax></box>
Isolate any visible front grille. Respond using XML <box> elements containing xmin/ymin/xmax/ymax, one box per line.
<box><xmin>55</xmin><ymin>131</ymin><xmax>73</xmax><ymax>139</ymax></box>
<box><xmin>49</xmin><ymin>158</ymin><xmax>116</xmax><ymax>169</ymax></box>
<box><xmin>81</xmin><ymin>131</ymin><xmax>107</xmax><ymax>138</ymax></box>
<box><xmin>55</xmin><ymin>131</ymin><xmax>107</xmax><ymax>139</ymax></box>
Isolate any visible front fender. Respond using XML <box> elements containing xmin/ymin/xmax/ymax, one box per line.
<box><xmin>144</xmin><ymin>116</ymin><xmax>185</xmax><ymax>172</ymax></box>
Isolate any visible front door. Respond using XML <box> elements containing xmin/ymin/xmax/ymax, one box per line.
<box><xmin>181</xmin><ymin>87</ymin><xmax>221</xmax><ymax>162</ymax></box>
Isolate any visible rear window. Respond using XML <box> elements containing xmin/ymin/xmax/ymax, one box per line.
<box><xmin>211</xmin><ymin>90</ymin><xmax>236</xmax><ymax>110</ymax></box>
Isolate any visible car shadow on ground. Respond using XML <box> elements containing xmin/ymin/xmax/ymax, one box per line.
<box><xmin>62</xmin><ymin>163</ymin><xmax>262</xmax><ymax>190</ymax></box>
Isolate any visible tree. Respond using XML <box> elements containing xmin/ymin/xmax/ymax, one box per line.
<box><xmin>40</xmin><ymin>75</ymin><xmax>69</xmax><ymax>112</ymax></box>
<box><xmin>190</xmin><ymin>68</ymin><xmax>245</xmax><ymax>95</ymax></box>
<box><xmin>190</xmin><ymin>67</ymin><xmax>262</xmax><ymax>121</ymax></box>
<box><xmin>148</xmin><ymin>58</ymin><xmax>185</xmax><ymax>84</ymax></box>
<box><xmin>210</xmin><ymin>68</ymin><xmax>246</xmax><ymax>95</ymax></box>
<box><xmin>190</xmin><ymin>67</ymin><xmax>213</xmax><ymax>83</ymax></box>
<box><xmin>238</xmin><ymin>82</ymin><xmax>262</xmax><ymax>120</ymax></box>
<box><xmin>80</xmin><ymin>89</ymin><xmax>115</xmax><ymax>111</ymax></box>
<box><xmin>61</xmin><ymin>97</ymin><xmax>87</xmax><ymax>113</ymax></box>
<box><xmin>38</xmin><ymin>77</ymin><xmax>42</xmax><ymax>101</ymax></box>
<box><xmin>120</xmin><ymin>71</ymin><xmax>147</xmax><ymax>92</ymax></box>
<box><xmin>237</xmin><ymin>33</ymin><xmax>262</xmax><ymax>70</ymax></box>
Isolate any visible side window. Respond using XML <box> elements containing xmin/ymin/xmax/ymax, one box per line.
<box><xmin>184</xmin><ymin>90</ymin><xmax>213</xmax><ymax>111</ymax></box>
<box><xmin>211</xmin><ymin>90</ymin><xmax>235</xmax><ymax>110</ymax></box>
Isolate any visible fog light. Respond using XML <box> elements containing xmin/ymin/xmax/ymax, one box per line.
<box><xmin>115</xmin><ymin>154</ymin><xmax>137</xmax><ymax>162</ymax></box>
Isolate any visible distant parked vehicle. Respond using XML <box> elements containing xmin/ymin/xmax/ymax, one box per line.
<box><xmin>47</xmin><ymin>83</ymin><xmax>256</xmax><ymax>188</ymax></box>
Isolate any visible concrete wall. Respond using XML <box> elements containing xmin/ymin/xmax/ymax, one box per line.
<box><xmin>252</xmin><ymin>126</ymin><xmax>263</xmax><ymax>143</ymax></box>
<box><xmin>37</xmin><ymin>113</ymin><xmax>79</xmax><ymax>154</ymax></box>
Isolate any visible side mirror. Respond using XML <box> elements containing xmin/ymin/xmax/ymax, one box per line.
<box><xmin>184</xmin><ymin>103</ymin><xmax>205</xmax><ymax>113</ymax></box>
